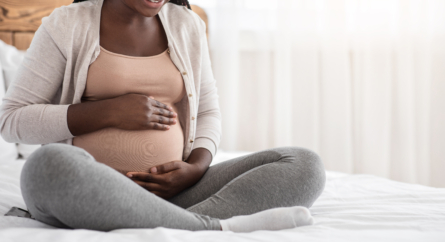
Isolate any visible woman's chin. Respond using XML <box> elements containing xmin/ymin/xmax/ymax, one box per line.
<box><xmin>136</xmin><ymin>0</ymin><xmax>167</xmax><ymax>17</ymax></box>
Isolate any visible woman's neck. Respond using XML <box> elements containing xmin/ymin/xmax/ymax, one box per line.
<box><xmin>99</xmin><ymin>0</ymin><xmax>169</xmax><ymax>57</ymax></box>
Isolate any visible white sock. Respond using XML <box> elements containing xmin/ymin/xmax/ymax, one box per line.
<box><xmin>219</xmin><ymin>206</ymin><xmax>314</xmax><ymax>233</ymax></box>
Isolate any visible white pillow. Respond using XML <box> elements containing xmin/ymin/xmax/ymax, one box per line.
<box><xmin>0</xmin><ymin>40</ymin><xmax>40</xmax><ymax>159</ymax></box>
<box><xmin>0</xmin><ymin>55</ymin><xmax>19</xmax><ymax>162</ymax></box>
<box><xmin>0</xmin><ymin>40</ymin><xmax>25</xmax><ymax>90</ymax></box>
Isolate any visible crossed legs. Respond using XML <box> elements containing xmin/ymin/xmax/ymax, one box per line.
<box><xmin>20</xmin><ymin>144</ymin><xmax>326</xmax><ymax>231</ymax></box>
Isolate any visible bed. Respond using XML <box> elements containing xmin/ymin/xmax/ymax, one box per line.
<box><xmin>1</xmin><ymin>152</ymin><xmax>445</xmax><ymax>241</ymax></box>
<box><xmin>1</xmin><ymin>1</ymin><xmax>445</xmax><ymax>241</ymax></box>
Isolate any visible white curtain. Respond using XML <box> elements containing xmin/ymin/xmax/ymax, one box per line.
<box><xmin>190</xmin><ymin>0</ymin><xmax>445</xmax><ymax>188</ymax></box>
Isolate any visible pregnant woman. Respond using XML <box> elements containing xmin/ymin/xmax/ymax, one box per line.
<box><xmin>0</xmin><ymin>0</ymin><xmax>326</xmax><ymax>232</ymax></box>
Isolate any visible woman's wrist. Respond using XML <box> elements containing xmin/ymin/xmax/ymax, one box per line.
<box><xmin>67</xmin><ymin>98</ymin><xmax>116</xmax><ymax>136</ymax></box>
<box><xmin>185</xmin><ymin>148</ymin><xmax>213</xmax><ymax>174</ymax></box>
<box><xmin>101</xmin><ymin>98</ymin><xmax>119</xmax><ymax>128</ymax></box>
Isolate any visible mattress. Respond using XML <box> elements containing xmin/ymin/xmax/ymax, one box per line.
<box><xmin>1</xmin><ymin>151</ymin><xmax>445</xmax><ymax>242</ymax></box>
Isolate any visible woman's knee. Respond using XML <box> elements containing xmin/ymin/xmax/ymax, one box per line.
<box><xmin>22</xmin><ymin>144</ymin><xmax>88</xmax><ymax>176</ymax></box>
<box><xmin>271</xmin><ymin>146</ymin><xmax>322</xmax><ymax>166</ymax></box>
<box><xmin>20</xmin><ymin>144</ymin><xmax>93</xmax><ymax>214</ymax></box>
<box><xmin>273</xmin><ymin>147</ymin><xmax>327</xmax><ymax>201</ymax></box>
<box><xmin>20</xmin><ymin>143</ymin><xmax>92</xmax><ymax>193</ymax></box>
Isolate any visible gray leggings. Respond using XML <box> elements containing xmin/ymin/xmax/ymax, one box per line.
<box><xmin>20</xmin><ymin>143</ymin><xmax>326</xmax><ymax>231</ymax></box>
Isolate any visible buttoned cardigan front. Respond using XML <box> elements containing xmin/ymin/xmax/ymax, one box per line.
<box><xmin>0</xmin><ymin>0</ymin><xmax>222</xmax><ymax>161</ymax></box>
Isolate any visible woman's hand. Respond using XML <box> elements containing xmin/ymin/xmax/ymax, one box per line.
<box><xmin>108</xmin><ymin>94</ymin><xmax>177</xmax><ymax>131</ymax></box>
<box><xmin>126</xmin><ymin>160</ymin><xmax>205</xmax><ymax>199</ymax></box>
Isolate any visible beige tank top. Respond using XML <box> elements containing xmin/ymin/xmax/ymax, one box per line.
<box><xmin>73</xmin><ymin>46</ymin><xmax>186</xmax><ymax>175</ymax></box>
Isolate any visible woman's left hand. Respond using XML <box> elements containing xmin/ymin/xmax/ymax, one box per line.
<box><xmin>126</xmin><ymin>161</ymin><xmax>205</xmax><ymax>199</ymax></box>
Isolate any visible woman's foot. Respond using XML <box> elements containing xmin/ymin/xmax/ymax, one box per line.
<box><xmin>219</xmin><ymin>206</ymin><xmax>314</xmax><ymax>232</ymax></box>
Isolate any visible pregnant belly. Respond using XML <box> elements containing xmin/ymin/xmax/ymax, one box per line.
<box><xmin>73</xmin><ymin>123</ymin><xmax>184</xmax><ymax>175</ymax></box>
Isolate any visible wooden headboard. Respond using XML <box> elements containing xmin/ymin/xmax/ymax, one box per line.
<box><xmin>0</xmin><ymin>0</ymin><xmax>208</xmax><ymax>50</ymax></box>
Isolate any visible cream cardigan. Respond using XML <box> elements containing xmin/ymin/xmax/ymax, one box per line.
<box><xmin>0</xmin><ymin>0</ymin><xmax>221</xmax><ymax>161</ymax></box>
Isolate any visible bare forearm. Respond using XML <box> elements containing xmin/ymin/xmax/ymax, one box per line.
<box><xmin>67</xmin><ymin>94</ymin><xmax>177</xmax><ymax>136</ymax></box>
<box><xmin>67</xmin><ymin>99</ymin><xmax>114</xmax><ymax>136</ymax></box>
<box><xmin>186</xmin><ymin>148</ymin><xmax>213</xmax><ymax>174</ymax></box>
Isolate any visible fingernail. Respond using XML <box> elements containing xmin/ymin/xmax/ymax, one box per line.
<box><xmin>127</xmin><ymin>173</ymin><xmax>132</xmax><ymax>178</ymax></box>
<box><xmin>151</xmin><ymin>167</ymin><xmax>157</xmax><ymax>173</ymax></box>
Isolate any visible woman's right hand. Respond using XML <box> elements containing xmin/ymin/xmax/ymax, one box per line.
<box><xmin>108</xmin><ymin>93</ymin><xmax>177</xmax><ymax>131</ymax></box>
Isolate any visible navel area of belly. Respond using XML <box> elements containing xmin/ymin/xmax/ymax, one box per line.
<box><xmin>73</xmin><ymin>125</ymin><xmax>184</xmax><ymax>174</ymax></box>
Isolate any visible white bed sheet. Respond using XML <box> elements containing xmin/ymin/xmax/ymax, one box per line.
<box><xmin>1</xmin><ymin>152</ymin><xmax>444</xmax><ymax>242</ymax></box>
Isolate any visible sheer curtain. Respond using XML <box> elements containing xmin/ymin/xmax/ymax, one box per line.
<box><xmin>190</xmin><ymin>0</ymin><xmax>445</xmax><ymax>188</ymax></box>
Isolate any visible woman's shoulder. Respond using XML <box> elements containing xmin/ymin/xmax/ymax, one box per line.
<box><xmin>40</xmin><ymin>1</ymin><xmax>99</xmax><ymax>42</ymax></box>
<box><xmin>161</xmin><ymin>3</ymin><xmax>206</xmax><ymax>35</ymax></box>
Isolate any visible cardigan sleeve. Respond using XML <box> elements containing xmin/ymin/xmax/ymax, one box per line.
<box><xmin>0</xmin><ymin>15</ymin><xmax>74</xmax><ymax>144</ymax></box>
<box><xmin>192</xmin><ymin>19</ymin><xmax>222</xmax><ymax>159</ymax></box>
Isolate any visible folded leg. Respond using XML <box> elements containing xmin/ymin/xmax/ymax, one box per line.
<box><xmin>20</xmin><ymin>143</ymin><xmax>221</xmax><ymax>231</ymax></box>
<box><xmin>168</xmin><ymin>147</ymin><xmax>326</xmax><ymax>219</ymax></box>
